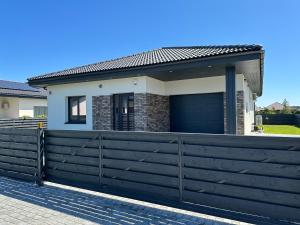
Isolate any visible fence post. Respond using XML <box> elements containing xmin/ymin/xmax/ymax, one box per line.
<box><xmin>99</xmin><ymin>132</ymin><xmax>103</xmax><ymax>185</ymax></box>
<box><xmin>178</xmin><ymin>135</ymin><xmax>183</xmax><ymax>202</ymax></box>
<box><xmin>36</xmin><ymin>128</ymin><xmax>43</xmax><ymax>186</ymax></box>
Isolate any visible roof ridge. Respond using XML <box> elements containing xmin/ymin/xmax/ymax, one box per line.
<box><xmin>162</xmin><ymin>44</ymin><xmax>262</xmax><ymax>49</ymax></box>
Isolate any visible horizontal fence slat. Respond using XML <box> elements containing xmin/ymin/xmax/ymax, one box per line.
<box><xmin>183</xmin><ymin>179</ymin><xmax>300</xmax><ymax>208</ymax></box>
<box><xmin>183</xmin><ymin>167</ymin><xmax>300</xmax><ymax>194</ymax></box>
<box><xmin>0</xmin><ymin>161</ymin><xmax>37</xmax><ymax>175</ymax></box>
<box><xmin>47</xmin><ymin>161</ymin><xmax>99</xmax><ymax>176</ymax></box>
<box><xmin>181</xmin><ymin>134</ymin><xmax>300</xmax><ymax>150</ymax></box>
<box><xmin>103</xmin><ymin>168</ymin><xmax>179</xmax><ymax>188</ymax></box>
<box><xmin>183</xmin><ymin>190</ymin><xmax>300</xmax><ymax>222</ymax></box>
<box><xmin>47</xmin><ymin>153</ymin><xmax>99</xmax><ymax>167</ymax></box>
<box><xmin>102</xmin><ymin>177</ymin><xmax>179</xmax><ymax>199</ymax></box>
<box><xmin>103</xmin><ymin>149</ymin><xmax>178</xmax><ymax>165</ymax></box>
<box><xmin>0</xmin><ymin>169</ymin><xmax>36</xmax><ymax>182</ymax></box>
<box><xmin>102</xmin><ymin>131</ymin><xmax>179</xmax><ymax>143</ymax></box>
<box><xmin>46</xmin><ymin>130</ymin><xmax>101</xmax><ymax>139</ymax></box>
<box><xmin>0</xmin><ymin>128</ymin><xmax>38</xmax><ymax>136</ymax></box>
<box><xmin>102</xmin><ymin>158</ymin><xmax>178</xmax><ymax>177</ymax></box>
<box><xmin>183</xmin><ymin>144</ymin><xmax>300</xmax><ymax>164</ymax></box>
<box><xmin>46</xmin><ymin>137</ymin><xmax>99</xmax><ymax>148</ymax></box>
<box><xmin>46</xmin><ymin>145</ymin><xmax>99</xmax><ymax>157</ymax></box>
<box><xmin>47</xmin><ymin>169</ymin><xmax>99</xmax><ymax>185</ymax></box>
<box><xmin>183</xmin><ymin>156</ymin><xmax>300</xmax><ymax>179</ymax></box>
<box><xmin>0</xmin><ymin>148</ymin><xmax>37</xmax><ymax>159</ymax></box>
<box><xmin>0</xmin><ymin>134</ymin><xmax>37</xmax><ymax>144</ymax></box>
<box><xmin>0</xmin><ymin>155</ymin><xmax>36</xmax><ymax>167</ymax></box>
<box><xmin>0</xmin><ymin>141</ymin><xmax>37</xmax><ymax>151</ymax></box>
<box><xmin>102</xmin><ymin>140</ymin><xmax>178</xmax><ymax>154</ymax></box>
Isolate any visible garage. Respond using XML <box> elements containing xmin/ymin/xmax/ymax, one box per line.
<box><xmin>170</xmin><ymin>93</ymin><xmax>224</xmax><ymax>134</ymax></box>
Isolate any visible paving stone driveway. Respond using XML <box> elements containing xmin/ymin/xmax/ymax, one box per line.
<box><xmin>0</xmin><ymin>176</ymin><xmax>245</xmax><ymax>225</ymax></box>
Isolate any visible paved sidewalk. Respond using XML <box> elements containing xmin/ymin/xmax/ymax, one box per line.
<box><xmin>0</xmin><ymin>176</ymin><xmax>248</xmax><ymax>225</ymax></box>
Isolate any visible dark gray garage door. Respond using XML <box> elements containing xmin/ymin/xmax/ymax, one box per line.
<box><xmin>170</xmin><ymin>93</ymin><xmax>224</xmax><ymax>134</ymax></box>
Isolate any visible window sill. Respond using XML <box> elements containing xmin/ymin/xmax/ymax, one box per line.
<box><xmin>65</xmin><ymin>122</ymin><xmax>86</xmax><ymax>124</ymax></box>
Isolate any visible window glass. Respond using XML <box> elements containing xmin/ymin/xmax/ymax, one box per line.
<box><xmin>33</xmin><ymin>106</ymin><xmax>48</xmax><ymax>118</ymax></box>
<box><xmin>71</xmin><ymin>99</ymin><xmax>78</xmax><ymax>116</ymax></box>
<box><xmin>68</xmin><ymin>96</ymin><xmax>86</xmax><ymax>123</ymax></box>
<box><xmin>79</xmin><ymin>97</ymin><xmax>86</xmax><ymax>116</ymax></box>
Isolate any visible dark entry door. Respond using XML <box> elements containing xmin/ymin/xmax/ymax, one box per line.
<box><xmin>170</xmin><ymin>93</ymin><xmax>224</xmax><ymax>134</ymax></box>
<box><xmin>113</xmin><ymin>93</ymin><xmax>134</xmax><ymax>131</ymax></box>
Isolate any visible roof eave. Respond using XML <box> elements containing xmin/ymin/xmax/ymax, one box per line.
<box><xmin>28</xmin><ymin>51</ymin><xmax>264</xmax><ymax>95</ymax></box>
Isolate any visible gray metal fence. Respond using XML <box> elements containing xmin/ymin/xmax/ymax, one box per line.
<box><xmin>260</xmin><ymin>113</ymin><xmax>300</xmax><ymax>126</ymax></box>
<box><xmin>0</xmin><ymin>128</ymin><xmax>43</xmax><ymax>183</ymax></box>
<box><xmin>296</xmin><ymin>114</ymin><xmax>300</xmax><ymax>127</ymax></box>
<box><xmin>0</xmin><ymin>118</ymin><xmax>47</xmax><ymax>129</ymax></box>
<box><xmin>0</xmin><ymin>128</ymin><xmax>299</xmax><ymax>223</ymax></box>
<box><xmin>44</xmin><ymin>130</ymin><xmax>300</xmax><ymax>223</ymax></box>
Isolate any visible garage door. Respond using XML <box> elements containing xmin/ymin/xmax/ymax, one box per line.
<box><xmin>170</xmin><ymin>93</ymin><xmax>224</xmax><ymax>134</ymax></box>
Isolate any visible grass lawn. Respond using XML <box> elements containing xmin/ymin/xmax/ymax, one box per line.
<box><xmin>263</xmin><ymin>125</ymin><xmax>300</xmax><ymax>135</ymax></box>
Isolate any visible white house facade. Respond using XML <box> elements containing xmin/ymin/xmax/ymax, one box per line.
<box><xmin>29</xmin><ymin>45</ymin><xmax>264</xmax><ymax>135</ymax></box>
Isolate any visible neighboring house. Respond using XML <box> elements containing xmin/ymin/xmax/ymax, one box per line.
<box><xmin>290</xmin><ymin>106</ymin><xmax>300</xmax><ymax>111</ymax></box>
<box><xmin>0</xmin><ymin>80</ymin><xmax>47</xmax><ymax>119</ymax></box>
<box><xmin>28</xmin><ymin>45</ymin><xmax>264</xmax><ymax>135</ymax></box>
<box><xmin>266</xmin><ymin>102</ymin><xmax>284</xmax><ymax>111</ymax></box>
<box><xmin>255</xmin><ymin>106</ymin><xmax>264</xmax><ymax>112</ymax></box>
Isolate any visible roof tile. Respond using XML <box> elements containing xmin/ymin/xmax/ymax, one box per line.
<box><xmin>28</xmin><ymin>45</ymin><xmax>262</xmax><ymax>81</ymax></box>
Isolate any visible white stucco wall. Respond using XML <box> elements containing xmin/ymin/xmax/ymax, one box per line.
<box><xmin>46</xmin><ymin>75</ymin><xmax>247</xmax><ymax>131</ymax></box>
<box><xmin>0</xmin><ymin>97</ymin><xmax>19</xmax><ymax>119</ymax></box>
<box><xmin>243</xmin><ymin>80</ymin><xmax>255</xmax><ymax>134</ymax></box>
<box><xmin>19</xmin><ymin>98</ymin><xmax>48</xmax><ymax>117</ymax></box>
<box><xmin>47</xmin><ymin>77</ymin><xmax>147</xmax><ymax>130</ymax></box>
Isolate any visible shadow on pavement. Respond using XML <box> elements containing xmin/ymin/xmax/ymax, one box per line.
<box><xmin>0</xmin><ymin>176</ymin><xmax>231</xmax><ymax>225</ymax></box>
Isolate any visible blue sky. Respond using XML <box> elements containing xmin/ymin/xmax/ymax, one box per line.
<box><xmin>0</xmin><ymin>0</ymin><xmax>299</xmax><ymax>107</ymax></box>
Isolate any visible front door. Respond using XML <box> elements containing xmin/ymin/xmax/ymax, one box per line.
<box><xmin>113</xmin><ymin>93</ymin><xmax>134</xmax><ymax>131</ymax></box>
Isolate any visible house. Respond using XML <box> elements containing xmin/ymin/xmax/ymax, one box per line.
<box><xmin>28</xmin><ymin>45</ymin><xmax>264</xmax><ymax>135</ymax></box>
<box><xmin>0</xmin><ymin>80</ymin><xmax>47</xmax><ymax>119</ymax></box>
<box><xmin>266</xmin><ymin>102</ymin><xmax>284</xmax><ymax>111</ymax></box>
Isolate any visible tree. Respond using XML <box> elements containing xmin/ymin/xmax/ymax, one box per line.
<box><xmin>282</xmin><ymin>98</ymin><xmax>291</xmax><ymax>114</ymax></box>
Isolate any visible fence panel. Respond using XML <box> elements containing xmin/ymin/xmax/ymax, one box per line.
<box><xmin>260</xmin><ymin>114</ymin><xmax>297</xmax><ymax>125</ymax></box>
<box><xmin>0</xmin><ymin>128</ymin><xmax>40</xmax><ymax>182</ymax></box>
<box><xmin>41</xmin><ymin>130</ymin><xmax>300</xmax><ymax>223</ymax></box>
<box><xmin>0</xmin><ymin>118</ymin><xmax>47</xmax><ymax>129</ymax></box>
<box><xmin>296</xmin><ymin>114</ymin><xmax>300</xmax><ymax>127</ymax></box>
<box><xmin>181</xmin><ymin>134</ymin><xmax>300</xmax><ymax>222</ymax></box>
<box><xmin>45</xmin><ymin>130</ymin><xmax>100</xmax><ymax>186</ymax></box>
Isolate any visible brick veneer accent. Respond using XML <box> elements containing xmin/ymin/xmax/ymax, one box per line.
<box><xmin>236</xmin><ymin>91</ymin><xmax>245</xmax><ymax>135</ymax></box>
<box><xmin>134</xmin><ymin>93</ymin><xmax>170</xmax><ymax>132</ymax></box>
<box><xmin>224</xmin><ymin>91</ymin><xmax>245</xmax><ymax>135</ymax></box>
<box><xmin>92</xmin><ymin>95</ymin><xmax>113</xmax><ymax>130</ymax></box>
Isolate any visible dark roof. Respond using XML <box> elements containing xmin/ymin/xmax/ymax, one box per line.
<box><xmin>0</xmin><ymin>80</ymin><xmax>47</xmax><ymax>98</ymax></box>
<box><xmin>28</xmin><ymin>45</ymin><xmax>262</xmax><ymax>81</ymax></box>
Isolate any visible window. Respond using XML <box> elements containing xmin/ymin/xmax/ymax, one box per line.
<box><xmin>34</xmin><ymin>106</ymin><xmax>48</xmax><ymax>118</ymax></box>
<box><xmin>68</xmin><ymin>96</ymin><xmax>86</xmax><ymax>123</ymax></box>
